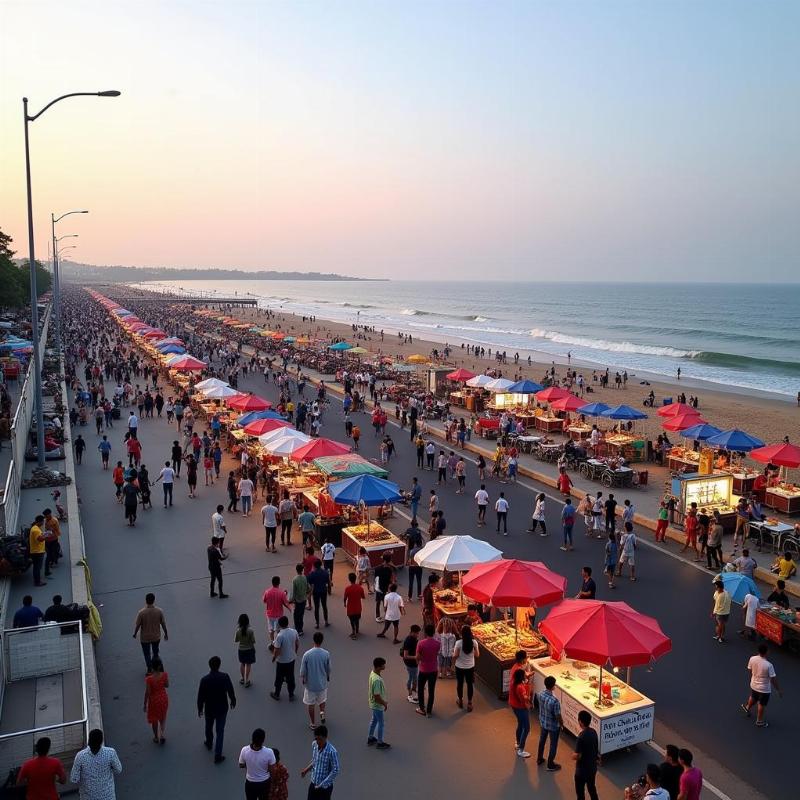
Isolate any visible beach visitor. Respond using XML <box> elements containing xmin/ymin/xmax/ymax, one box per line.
<box><xmin>133</xmin><ymin>593</ymin><xmax>168</xmax><ymax>673</ymax></box>
<box><xmin>197</xmin><ymin>655</ymin><xmax>237</xmax><ymax>763</ymax></box>
<box><xmin>415</xmin><ymin>623</ymin><xmax>441</xmax><ymax>717</ymax></box>
<box><xmin>143</xmin><ymin>656</ymin><xmax>169</xmax><ymax>744</ymax></box>
<box><xmin>270</xmin><ymin>615</ymin><xmax>299</xmax><ymax>701</ymax></box>
<box><xmin>711</xmin><ymin>579</ymin><xmax>732</xmax><ymax>642</ymax></box>
<box><xmin>453</xmin><ymin>624</ymin><xmax>479</xmax><ymax>711</ymax></box>
<box><xmin>290</xmin><ymin>564</ymin><xmax>310</xmax><ymax>635</ymax></box>
<box><xmin>677</xmin><ymin>749</ymin><xmax>703</xmax><ymax>800</ymax></box>
<box><xmin>741</xmin><ymin>643</ymin><xmax>782</xmax><ymax>727</ymax></box>
<box><xmin>238</xmin><ymin>727</ymin><xmax>276</xmax><ymax>800</ymax></box>
<box><xmin>208</xmin><ymin>536</ymin><xmax>228</xmax><ymax>598</ymax></box>
<box><xmin>264</xmin><ymin>576</ymin><xmax>292</xmax><ymax>643</ymax></box>
<box><xmin>261</xmin><ymin>496</ymin><xmax>279</xmax><ymax>553</ymax></box>
<box><xmin>510</xmin><ymin>667</ymin><xmax>532</xmax><ymax>758</ymax></box>
<box><xmin>367</xmin><ymin>656</ymin><xmax>391</xmax><ymax>750</ymax></box>
<box><xmin>343</xmin><ymin>572</ymin><xmax>365</xmax><ymax>639</ymax></box>
<box><xmin>235</xmin><ymin>613</ymin><xmax>256</xmax><ymax>687</ymax></box>
<box><xmin>561</xmin><ymin>498</ymin><xmax>575</xmax><ymax>551</ymax></box>
<box><xmin>617</xmin><ymin>522</ymin><xmax>637</xmax><ymax>581</ymax></box>
<box><xmin>300</xmin><ymin>725</ymin><xmax>339</xmax><ymax>798</ymax></box>
<box><xmin>401</xmin><ymin>624</ymin><xmax>420</xmax><ymax>703</ymax></box>
<box><xmin>495</xmin><ymin>491</ymin><xmax>509</xmax><ymax>535</ymax></box>
<box><xmin>604</xmin><ymin>532</ymin><xmax>618</xmax><ymax>588</ymax></box>
<box><xmin>308</xmin><ymin>559</ymin><xmax>332</xmax><ymax>628</ymax></box>
<box><xmin>377</xmin><ymin>583</ymin><xmax>404</xmax><ymax>643</ymax></box>
<box><xmin>655</xmin><ymin>501</ymin><xmax>669</xmax><ymax>541</ymax></box>
<box><xmin>300</xmin><ymin>632</ymin><xmax>331</xmax><ymax>727</ymax></box>
<box><xmin>528</xmin><ymin>492</ymin><xmax>546</xmax><ymax>535</ymax></box>
<box><xmin>475</xmin><ymin>484</ymin><xmax>489</xmax><ymax>525</ymax></box>
<box><xmin>537</xmin><ymin>675</ymin><xmax>563</xmax><ymax>770</ymax></box>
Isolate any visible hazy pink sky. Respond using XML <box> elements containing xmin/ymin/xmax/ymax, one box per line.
<box><xmin>1</xmin><ymin>0</ymin><xmax>797</xmax><ymax>280</ymax></box>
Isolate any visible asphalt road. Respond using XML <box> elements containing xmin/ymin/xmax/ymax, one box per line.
<box><xmin>72</xmin><ymin>358</ymin><xmax>788</xmax><ymax>800</ymax></box>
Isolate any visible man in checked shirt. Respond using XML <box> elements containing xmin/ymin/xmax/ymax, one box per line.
<box><xmin>300</xmin><ymin>725</ymin><xmax>340</xmax><ymax>799</ymax></box>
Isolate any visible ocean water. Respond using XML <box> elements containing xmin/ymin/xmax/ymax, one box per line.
<box><xmin>136</xmin><ymin>280</ymin><xmax>800</xmax><ymax>398</ymax></box>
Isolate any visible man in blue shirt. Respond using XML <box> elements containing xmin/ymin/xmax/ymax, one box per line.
<box><xmin>537</xmin><ymin>675</ymin><xmax>563</xmax><ymax>771</ymax></box>
<box><xmin>13</xmin><ymin>595</ymin><xmax>44</xmax><ymax>628</ymax></box>
<box><xmin>307</xmin><ymin>560</ymin><xmax>331</xmax><ymax>628</ymax></box>
<box><xmin>409</xmin><ymin>477</ymin><xmax>422</xmax><ymax>521</ymax></box>
<box><xmin>301</xmin><ymin>725</ymin><xmax>339</xmax><ymax>799</ymax></box>
<box><xmin>300</xmin><ymin>632</ymin><xmax>331</xmax><ymax>728</ymax></box>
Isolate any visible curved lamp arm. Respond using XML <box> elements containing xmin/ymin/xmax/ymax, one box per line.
<box><xmin>26</xmin><ymin>91</ymin><xmax>120</xmax><ymax>122</ymax></box>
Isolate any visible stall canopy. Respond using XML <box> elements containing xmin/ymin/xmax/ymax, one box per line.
<box><xmin>237</xmin><ymin>410</ymin><xmax>285</xmax><ymax>426</ymax></box>
<box><xmin>195</xmin><ymin>378</ymin><xmax>230</xmax><ymax>392</ymax></box>
<box><xmin>406</xmin><ymin>354</ymin><xmax>429</xmax><ymax>364</ymax></box>
<box><xmin>657</xmin><ymin>402</ymin><xmax>698</xmax><ymax>418</ymax></box>
<box><xmin>242</xmin><ymin>418</ymin><xmax>292</xmax><ymax>437</ymax></box>
<box><xmin>462</xmin><ymin>560</ymin><xmax>567</xmax><ymax>607</ymax></box>
<box><xmin>327</xmin><ymin>474</ymin><xmax>402</xmax><ymax>506</ymax></box>
<box><xmin>601</xmin><ymin>405</ymin><xmax>648</xmax><ymax>421</ymax></box>
<box><xmin>202</xmin><ymin>384</ymin><xmax>241</xmax><ymax>400</ymax></box>
<box><xmin>577</xmin><ymin>402</ymin><xmax>611</xmax><ymax>417</ymax></box>
<box><xmin>705</xmin><ymin>429</ymin><xmax>765</xmax><ymax>452</ymax></box>
<box><xmin>549</xmin><ymin>394</ymin><xmax>586</xmax><ymax>413</ymax></box>
<box><xmin>290</xmin><ymin>438</ymin><xmax>352</xmax><ymax>462</ymax></box>
<box><xmin>719</xmin><ymin>572</ymin><xmax>760</xmax><ymax>604</ymax></box>
<box><xmin>413</xmin><ymin>536</ymin><xmax>503</xmax><ymax>572</ymax></box>
<box><xmin>535</xmin><ymin>386</ymin><xmax>570</xmax><ymax>403</ymax></box>
<box><xmin>749</xmin><ymin>442</ymin><xmax>800</xmax><ymax>468</ymax></box>
<box><xmin>227</xmin><ymin>393</ymin><xmax>272</xmax><ymax>411</ymax></box>
<box><xmin>484</xmin><ymin>377</ymin><xmax>515</xmax><ymax>392</ymax></box>
<box><xmin>661</xmin><ymin>412</ymin><xmax>706</xmax><ymax>431</ymax></box>
<box><xmin>261</xmin><ymin>432</ymin><xmax>312</xmax><ymax>456</ymax></box>
<box><xmin>466</xmin><ymin>374</ymin><xmax>494</xmax><ymax>388</ymax></box>
<box><xmin>313</xmin><ymin>454</ymin><xmax>389</xmax><ymax>478</ymax></box>
<box><xmin>328</xmin><ymin>342</ymin><xmax>353</xmax><ymax>351</ymax></box>
<box><xmin>538</xmin><ymin>599</ymin><xmax>672</xmax><ymax>667</ymax></box>
<box><xmin>155</xmin><ymin>344</ymin><xmax>185</xmax><ymax>354</ymax></box>
<box><xmin>347</xmin><ymin>346</ymin><xmax>369</xmax><ymax>355</ymax></box>
<box><xmin>447</xmin><ymin>368</ymin><xmax>477</xmax><ymax>382</ymax></box>
<box><xmin>507</xmin><ymin>379</ymin><xmax>544</xmax><ymax>394</ymax></box>
<box><xmin>679</xmin><ymin>423</ymin><xmax>722</xmax><ymax>441</ymax></box>
<box><xmin>169</xmin><ymin>355</ymin><xmax>207</xmax><ymax>371</ymax></box>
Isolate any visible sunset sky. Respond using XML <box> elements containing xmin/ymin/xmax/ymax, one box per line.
<box><xmin>0</xmin><ymin>0</ymin><xmax>797</xmax><ymax>281</ymax></box>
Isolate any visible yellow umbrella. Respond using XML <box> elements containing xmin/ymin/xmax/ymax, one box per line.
<box><xmin>406</xmin><ymin>354</ymin><xmax>429</xmax><ymax>364</ymax></box>
<box><xmin>348</xmin><ymin>346</ymin><xmax>369</xmax><ymax>355</ymax></box>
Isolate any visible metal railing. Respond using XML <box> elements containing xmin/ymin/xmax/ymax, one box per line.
<box><xmin>0</xmin><ymin>620</ymin><xmax>88</xmax><ymax>776</ymax></box>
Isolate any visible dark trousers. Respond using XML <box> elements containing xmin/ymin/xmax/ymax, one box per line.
<box><xmin>162</xmin><ymin>483</ymin><xmax>173</xmax><ymax>505</ymax></box>
<box><xmin>210</xmin><ymin>567</ymin><xmax>223</xmax><ymax>595</ymax></box>
<box><xmin>312</xmin><ymin>592</ymin><xmax>328</xmax><ymax>625</ymax></box>
<box><xmin>706</xmin><ymin>544</ymin><xmax>722</xmax><ymax>569</ymax></box>
<box><xmin>293</xmin><ymin>602</ymin><xmax>306</xmax><ymax>634</ymax></box>
<box><xmin>375</xmin><ymin>591</ymin><xmax>386</xmax><ymax>619</ymax></box>
<box><xmin>455</xmin><ymin>666</ymin><xmax>475</xmax><ymax>702</ymax></box>
<box><xmin>537</xmin><ymin>727</ymin><xmax>560</xmax><ymax>765</ymax></box>
<box><xmin>417</xmin><ymin>451</ymin><xmax>424</xmax><ymax>468</ymax></box>
<box><xmin>280</xmin><ymin>519</ymin><xmax>293</xmax><ymax>544</ymax></box>
<box><xmin>575</xmin><ymin>770</ymin><xmax>600</xmax><ymax>800</ymax></box>
<box><xmin>31</xmin><ymin>553</ymin><xmax>45</xmax><ymax>585</ymax></box>
<box><xmin>496</xmin><ymin>511</ymin><xmax>507</xmax><ymax>532</ymax></box>
<box><xmin>605</xmin><ymin>515</ymin><xmax>615</xmax><ymax>533</ymax></box>
<box><xmin>265</xmin><ymin>527</ymin><xmax>276</xmax><ymax>548</ymax></box>
<box><xmin>245</xmin><ymin>779</ymin><xmax>270</xmax><ymax>800</ymax></box>
<box><xmin>308</xmin><ymin>785</ymin><xmax>333</xmax><ymax>800</ymax></box>
<box><xmin>228</xmin><ymin>494</ymin><xmax>238</xmax><ymax>513</ymax></box>
<box><xmin>408</xmin><ymin>566</ymin><xmax>422</xmax><ymax>598</ymax></box>
<box><xmin>418</xmin><ymin>671</ymin><xmax>437</xmax><ymax>714</ymax></box>
<box><xmin>274</xmin><ymin>660</ymin><xmax>296</xmax><ymax>698</ymax></box>
<box><xmin>45</xmin><ymin>541</ymin><xmax>60</xmax><ymax>573</ymax></box>
<box><xmin>348</xmin><ymin>613</ymin><xmax>361</xmax><ymax>634</ymax></box>
<box><xmin>140</xmin><ymin>640</ymin><xmax>160</xmax><ymax>671</ymax></box>
<box><xmin>438</xmin><ymin>467</ymin><xmax>446</xmax><ymax>483</ymax></box>
<box><xmin>323</xmin><ymin>559</ymin><xmax>334</xmax><ymax>584</ymax></box>
<box><xmin>426</xmin><ymin>454</ymin><xmax>434</xmax><ymax>469</ymax></box>
<box><xmin>204</xmin><ymin>709</ymin><xmax>227</xmax><ymax>756</ymax></box>
<box><xmin>172</xmin><ymin>458</ymin><xmax>181</xmax><ymax>475</ymax></box>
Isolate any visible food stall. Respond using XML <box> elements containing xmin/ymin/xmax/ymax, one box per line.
<box><xmin>670</xmin><ymin>472</ymin><xmax>738</xmax><ymax>529</ymax></box>
<box><xmin>341</xmin><ymin>523</ymin><xmax>406</xmax><ymax>567</ymax></box>
<box><xmin>567</xmin><ymin>424</ymin><xmax>592</xmax><ymax>441</ymax></box>
<box><xmin>529</xmin><ymin>656</ymin><xmax>655</xmax><ymax>754</ymax></box>
<box><xmin>764</xmin><ymin>484</ymin><xmax>800</xmax><ymax>515</ymax></box>
<box><xmin>667</xmin><ymin>445</ymin><xmax>701</xmax><ymax>472</ymax></box>
<box><xmin>432</xmin><ymin>588</ymin><xmax>471</xmax><ymax>627</ymax></box>
<box><xmin>604</xmin><ymin>432</ymin><xmax>645</xmax><ymax>462</ymax></box>
<box><xmin>534</xmin><ymin>414</ymin><xmax>564</xmax><ymax>433</ymax></box>
<box><xmin>755</xmin><ymin>604</ymin><xmax>800</xmax><ymax>649</ymax></box>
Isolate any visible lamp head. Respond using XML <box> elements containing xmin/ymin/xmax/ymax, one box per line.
<box><xmin>97</xmin><ymin>90</ymin><xmax>121</xmax><ymax>97</ymax></box>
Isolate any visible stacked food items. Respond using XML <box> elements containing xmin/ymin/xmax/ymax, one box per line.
<box><xmin>472</xmin><ymin>621</ymin><xmax>548</xmax><ymax>661</ymax></box>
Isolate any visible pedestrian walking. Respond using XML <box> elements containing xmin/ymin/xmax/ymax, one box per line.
<box><xmin>29</xmin><ymin>515</ymin><xmax>47</xmax><ymax>587</ymax></box>
<box><xmin>238</xmin><ymin>474</ymin><xmax>254</xmax><ymax>517</ymax></box>
<box><xmin>263</xmin><ymin>576</ymin><xmax>292</xmax><ymax>643</ymax></box>
<box><xmin>261</xmin><ymin>496</ymin><xmax>279</xmax><ymax>553</ymax></box>
<box><xmin>197</xmin><ymin>655</ymin><xmax>237</xmax><ymax>763</ymax></box>
<box><xmin>270</xmin><ymin>616</ymin><xmax>299</xmax><ymax>701</ymax></box>
<box><xmin>401</xmin><ymin>625</ymin><xmax>420</xmax><ymax>704</ymax></box>
<box><xmin>711</xmin><ymin>579</ymin><xmax>731</xmax><ymax>642</ymax></box>
<box><xmin>409</xmin><ymin>476</ymin><xmax>421</xmax><ymax>520</ymax></box>
<box><xmin>299</xmin><ymin>505</ymin><xmax>317</xmax><ymax>546</ymax></box>
<box><xmin>307</xmin><ymin>560</ymin><xmax>332</xmax><ymax>628</ymax></box>
<box><xmin>509</xmin><ymin>667</ymin><xmax>532</xmax><ymax>758</ymax></box>
<box><xmin>377</xmin><ymin>584</ymin><xmax>404</xmax><ymax>642</ymax></box>
<box><xmin>407</xmin><ymin>543</ymin><xmax>423</xmax><ymax>602</ymax></box>
<box><xmin>475</xmin><ymin>484</ymin><xmax>489</xmax><ymax>525</ymax></box>
<box><xmin>604</xmin><ymin>532</ymin><xmax>618</xmax><ymax>589</ymax></box>
<box><xmin>227</xmin><ymin>471</ymin><xmax>239</xmax><ymax>513</ymax></box>
<box><xmin>300</xmin><ymin>725</ymin><xmax>339</xmax><ymax>799</ymax></box>
<box><xmin>235</xmin><ymin>613</ymin><xmax>256</xmax><ymax>687</ymax></box>
<box><xmin>706</xmin><ymin>511</ymin><xmax>724</xmax><ymax>570</ymax></box>
<box><xmin>279</xmin><ymin>491</ymin><xmax>295</xmax><ymax>545</ymax></box>
<box><xmin>208</xmin><ymin>537</ymin><xmax>229</xmax><ymax>598</ymax></box>
<box><xmin>321</xmin><ymin>539</ymin><xmax>336</xmax><ymax>588</ymax></box>
<box><xmin>495</xmin><ymin>492</ymin><xmax>509</xmax><ymax>535</ymax></box>
<box><xmin>300</xmin><ymin>632</ymin><xmax>331</xmax><ymax>727</ymax></box>
<box><xmin>133</xmin><ymin>593</ymin><xmax>168</xmax><ymax>673</ymax></box>
<box><xmin>677</xmin><ymin>749</ymin><xmax>703</xmax><ymax>800</ymax></box>
<box><xmin>572</xmin><ymin>710</ymin><xmax>600</xmax><ymax>799</ymax></box>
<box><xmin>98</xmin><ymin>435</ymin><xmax>111</xmax><ymax>469</ymax></box>
<box><xmin>238</xmin><ymin>728</ymin><xmax>276</xmax><ymax>800</ymax></box>
<box><xmin>373</xmin><ymin>553</ymin><xmax>394</xmax><ymax>622</ymax></box>
<box><xmin>561</xmin><ymin>498</ymin><xmax>575</xmax><ymax>551</ymax></box>
<box><xmin>290</xmin><ymin>564</ymin><xmax>309</xmax><ymax>636</ymax></box>
<box><xmin>343</xmin><ymin>572</ymin><xmax>365</xmax><ymax>639</ymax></box>
<box><xmin>122</xmin><ymin>476</ymin><xmax>140</xmax><ymax>526</ymax></box>
<box><xmin>185</xmin><ymin>454</ymin><xmax>198</xmax><ymax>498</ymax></box>
<box><xmin>143</xmin><ymin>656</ymin><xmax>169</xmax><ymax>744</ymax></box>
<box><xmin>437</xmin><ymin>450</ymin><xmax>447</xmax><ymax>484</ymax></box>
<box><xmin>367</xmin><ymin>657</ymin><xmax>391</xmax><ymax>749</ymax></box>
<box><xmin>211</xmin><ymin>504</ymin><xmax>228</xmax><ymax>552</ymax></box>
<box><xmin>415</xmin><ymin>623</ymin><xmax>441</xmax><ymax>717</ymax></box>
<box><xmin>536</xmin><ymin>675</ymin><xmax>563</xmax><ymax>770</ymax></box>
<box><xmin>16</xmin><ymin>736</ymin><xmax>66</xmax><ymax>797</ymax></box>
<box><xmin>528</xmin><ymin>493</ymin><xmax>547</xmax><ymax>535</ymax></box>
<box><xmin>453</xmin><ymin>624</ymin><xmax>479</xmax><ymax>712</ymax></box>
<box><xmin>616</xmin><ymin>522</ymin><xmax>637</xmax><ymax>581</ymax></box>
<box><xmin>70</xmin><ymin>729</ymin><xmax>122</xmax><ymax>798</ymax></box>
<box><xmin>741</xmin><ymin>643</ymin><xmax>782</xmax><ymax>727</ymax></box>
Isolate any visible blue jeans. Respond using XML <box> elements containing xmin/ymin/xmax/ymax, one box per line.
<box><xmin>513</xmin><ymin>707</ymin><xmax>530</xmax><ymax>750</ymax></box>
<box><xmin>563</xmin><ymin>523</ymin><xmax>574</xmax><ymax>547</ymax></box>
<box><xmin>410</xmin><ymin>500</ymin><xmax>419</xmax><ymax>519</ymax></box>
<box><xmin>537</xmin><ymin>727</ymin><xmax>560</xmax><ymax>765</ymax></box>
<box><xmin>204</xmin><ymin>709</ymin><xmax>227</xmax><ymax>757</ymax></box>
<box><xmin>368</xmin><ymin>708</ymin><xmax>385</xmax><ymax>742</ymax></box>
<box><xmin>405</xmin><ymin>665</ymin><xmax>418</xmax><ymax>693</ymax></box>
<box><xmin>163</xmin><ymin>483</ymin><xmax>173</xmax><ymax>505</ymax></box>
<box><xmin>241</xmin><ymin>496</ymin><xmax>252</xmax><ymax>514</ymax></box>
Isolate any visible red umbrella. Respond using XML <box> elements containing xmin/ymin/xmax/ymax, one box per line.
<box><xmin>168</xmin><ymin>355</ymin><xmax>207</xmax><ymax>371</ymax></box>
<box><xmin>227</xmin><ymin>393</ymin><xmax>272</xmax><ymax>411</ymax></box>
<box><xmin>538</xmin><ymin>599</ymin><xmax>672</xmax><ymax>668</ymax></box>
<box><xmin>661</xmin><ymin>412</ymin><xmax>706</xmax><ymax>431</ymax></box>
<box><xmin>462</xmin><ymin>559</ymin><xmax>567</xmax><ymax>607</ymax></box>
<box><xmin>242</xmin><ymin>418</ymin><xmax>292</xmax><ymax>436</ymax></box>
<box><xmin>446</xmin><ymin>368</ymin><xmax>476</xmax><ymax>382</ymax></box>
<box><xmin>656</xmin><ymin>402</ymin><xmax>697</xmax><ymax>418</ymax></box>
<box><xmin>290</xmin><ymin>438</ymin><xmax>352</xmax><ymax>462</ymax></box>
<box><xmin>549</xmin><ymin>394</ymin><xmax>586</xmax><ymax>413</ymax></box>
<box><xmin>141</xmin><ymin>329</ymin><xmax>167</xmax><ymax>339</ymax></box>
<box><xmin>749</xmin><ymin>442</ymin><xmax>800</xmax><ymax>468</ymax></box>
<box><xmin>535</xmin><ymin>386</ymin><xmax>570</xmax><ymax>403</ymax></box>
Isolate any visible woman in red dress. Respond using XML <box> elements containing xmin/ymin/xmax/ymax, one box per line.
<box><xmin>143</xmin><ymin>657</ymin><xmax>170</xmax><ymax>744</ymax></box>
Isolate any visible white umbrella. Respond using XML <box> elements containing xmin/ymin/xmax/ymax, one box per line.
<box><xmin>261</xmin><ymin>431</ymin><xmax>312</xmax><ymax>456</ymax></box>
<box><xmin>201</xmin><ymin>384</ymin><xmax>240</xmax><ymax>399</ymax></box>
<box><xmin>258</xmin><ymin>427</ymin><xmax>310</xmax><ymax>446</ymax></box>
<box><xmin>414</xmin><ymin>535</ymin><xmax>503</xmax><ymax>571</ymax></box>
<box><xmin>465</xmin><ymin>374</ymin><xmax>493</xmax><ymax>388</ymax></box>
<box><xmin>485</xmin><ymin>377</ymin><xmax>514</xmax><ymax>392</ymax></box>
<box><xmin>195</xmin><ymin>377</ymin><xmax>230</xmax><ymax>391</ymax></box>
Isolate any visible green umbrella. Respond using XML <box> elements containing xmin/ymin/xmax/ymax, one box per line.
<box><xmin>312</xmin><ymin>454</ymin><xmax>389</xmax><ymax>478</ymax></box>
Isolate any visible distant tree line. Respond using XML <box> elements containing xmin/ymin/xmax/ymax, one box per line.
<box><xmin>0</xmin><ymin>228</ymin><xmax>51</xmax><ymax>308</ymax></box>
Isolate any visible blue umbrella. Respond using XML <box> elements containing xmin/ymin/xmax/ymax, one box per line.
<box><xmin>327</xmin><ymin>474</ymin><xmax>402</xmax><ymax>506</ymax></box>
<box><xmin>157</xmin><ymin>344</ymin><xmax>185</xmax><ymax>354</ymax></box>
<box><xmin>237</xmin><ymin>410</ymin><xmax>285</xmax><ymax>426</ymax></box>
<box><xmin>507</xmin><ymin>379</ymin><xmax>544</xmax><ymax>394</ymax></box>
<box><xmin>601</xmin><ymin>404</ymin><xmax>648</xmax><ymax>421</ymax></box>
<box><xmin>679</xmin><ymin>423</ymin><xmax>722</xmax><ymax>441</ymax></box>
<box><xmin>705</xmin><ymin>429</ymin><xmax>765</xmax><ymax>452</ymax></box>
<box><xmin>718</xmin><ymin>572</ymin><xmax>760</xmax><ymax>604</ymax></box>
<box><xmin>328</xmin><ymin>341</ymin><xmax>353</xmax><ymax>351</ymax></box>
<box><xmin>577</xmin><ymin>402</ymin><xmax>611</xmax><ymax>417</ymax></box>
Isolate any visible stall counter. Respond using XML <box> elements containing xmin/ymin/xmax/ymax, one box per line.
<box><xmin>755</xmin><ymin>605</ymin><xmax>800</xmax><ymax>648</ymax></box>
<box><xmin>341</xmin><ymin>524</ymin><xmax>407</xmax><ymax>568</ymax></box>
<box><xmin>529</xmin><ymin>657</ymin><xmax>655</xmax><ymax>755</ymax></box>
<box><xmin>432</xmin><ymin>589</ymin><xmax>470</xmax><ymax>627</ymax></box>
<box><xmin>764</xmin><ymin>486</ymin><xmax>800</xmax><ymax>516</ymax></box>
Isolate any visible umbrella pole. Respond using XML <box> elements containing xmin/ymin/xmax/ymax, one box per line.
<box><xmin>598</xmin><ymin>665</ymin><xmax>603</xmax><ymax>706</ymax></box>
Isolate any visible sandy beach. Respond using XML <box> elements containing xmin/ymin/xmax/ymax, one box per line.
<box><xmin>221</xmin><ymin>303</ymin><xmax>798</xmax><ymax>453</ymax></box>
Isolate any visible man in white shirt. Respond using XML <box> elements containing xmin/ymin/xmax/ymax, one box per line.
<box><xmin>742</xmin><ymin>643</ymin><xmax>782</xmax><ymax>727</ymax></box>
<box><xmin>740</xmin><ymin>592</ymin><xmax>759</xmax><ymax>640</ymax></box>
<box><xmin>495</xmin><ymin>492</ymin><xmax>509</xmax><ymax>536</ymax></box>
<box><xmin>238</xmin><ymin>727</ymin><xmax>275</xmax><ymax>795</ymax></box>
<box><xmin>238</xmin><ymin>476</ymin><xmax>254</xmax><ymax>518</ymax></box>
<box><xmin>591</xmin><ymin>493</ymin><xmax>604</xmax><ymax>537</ymax></box>
<box><xmin>377</xmin><ymin>584</ymin><xmax>405</xmax><ymax>643</ymax></box>
<box><xmin>211</xmin><ymin>505</ymin><xmax>227</xmax><ymax>550</ymax></box>
<box><xmin>128</xmin><ymin>411</ymin><xmax>139</xmax><ymax>438</ymax></box>
<box><xmin>261</xmin><ymin>498</ymin><xmax>279</xmax><ymax>553</ymax></box>
<box><xmin>155</xmin><ymin>461</ymin><xmax>175</xmax><ymax>507</ymax></box>
<box><xmin>425</xmin><ymin>441</ymin><xmax>436</xmax><ymax>470</ymax></box>
<box><xmin>474</xmin><ymin>485</ymin><xmax>489</xmax><ymax>526</ymax></box>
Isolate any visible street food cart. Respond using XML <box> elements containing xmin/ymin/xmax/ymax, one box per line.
<box><xmin>764</xmin><ymin>485</ymin><xmax>800</xmax><ymax>515</ymax></box>
<box><xmin>755</xmin><ymin>604</ymin><xmax>800</xmax><ymax>650</ymax></box>
<box><xmin>671</xmin><ymin>472</ymin><xmax>737</xmax><ymax>529</ymax></box>
<box><xmin>341</xmin><ymin>523</ymin><xmax>406</xmax><ymax>568</ymax></box>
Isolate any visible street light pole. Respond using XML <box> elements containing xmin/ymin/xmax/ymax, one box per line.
<box><xmin>23</xmin><ymin>90</ymin><xmax>120</xmax><ymax>467</ymax></box>
<box><xmin>51</xmin><ymin>216</ymin><xmax>85</xmax><ymax>355</ymax></box>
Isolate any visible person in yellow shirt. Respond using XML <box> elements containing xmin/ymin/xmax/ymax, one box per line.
<box><xmin>772</xmin><ymin>552</ymin><xmax>797</xmax><ymax>581</ymax></box>
<box><xmin>29</xmin><ymin>514</ymin><xmax>47</xmax><ymax>587</ymax></box>
<box><xmin>42</xmin><ymin>508</ymin><xmax>62</xmax><ymax>576</ymax></box>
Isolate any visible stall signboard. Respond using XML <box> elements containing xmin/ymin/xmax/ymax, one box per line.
<box><xmin>756</xmin><ymin>610</ymin><xmax>784</xmax><ymax>645</ymax></box>
<box><xmin>598</xmin><ymin>706</ymin><xmax>654</xmax><ymax>751</ymax></box>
